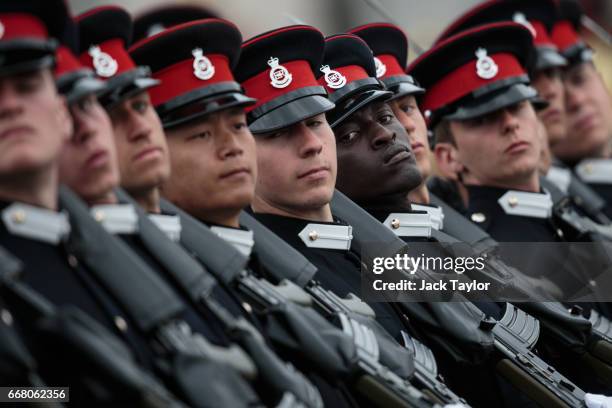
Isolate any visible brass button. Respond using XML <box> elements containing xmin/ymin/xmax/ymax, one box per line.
<box><xmin>588</xmin><ymin>279</ymin><xmax>597</xmax><ymax>288</ymax></box>
<box><xmin>93</xmin><ymin>210</ymin><xmax>105</xmax><ymax>222</ymax></box>
<box><xmin>242</xmin><ymin>302</ymin><xmax>253</xmax><ymax>314</ymax></box>
<box><xmin>67</xmin><ymin>254</ymin><xmax>79</xmax><ymax>268</ymax></box>
<box><xmin>1</xmin><ymin>309</ymin><xmax>13</xmax><ymax>326</ymax></box>
<box><xmin>308</xmin><ymin>230</ymin><xmax>318</xmax><ymax>241</ymax></box>
<box><xmin>556</xmin><ymin>228</ymin><xmax>564</xmax><ymax>239</ymax></box>
<box><xmin>114</xmin><ymin>316</ymin><xmax>128</xmax><ymax>332</ymax></box>
<box><xmin>471</xmin><ymin>213</ymin><xmax>486</xmax><ymax>223</ymax></box>
<box><xmin>508</xmin><ymin>196</ymin><xmax>519</xmax><ymax>208</ymax></box>
<box><xmin>391</xmin><ymin>218</ymin><xmax>401</xmax><ymax>229</ymax></box>
<box><xmin>11</xmin><ymin>210</ymin><xmax>26</xmax><ymax>224</ymax></box>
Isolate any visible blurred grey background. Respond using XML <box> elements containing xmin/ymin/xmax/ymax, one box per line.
<box><xmin>67</xmin><ymin>0</ymin><xmax>483</xmax><ymax>56</ymax></box>
<box><xmin>68</xmin><ymin>0</ymin><xmax>611</xmax><ymax>85</ymax></box>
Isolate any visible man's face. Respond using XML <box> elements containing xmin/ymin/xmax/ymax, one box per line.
<box><xmin>389</xmin><ymin>95</ymin><xmax>432</xmax><ymax>179</ymax></box>
<box><xmin>334</xmin><ymin>100</ymin><xmax>422</xmax><ymax>203</ymax></box>
<box><xmin>59</xmin><ymin>94</ymin><xmax>120</xmax><ymax>204</ymax></box>
<box><xmin>0</xmin><ymin>70</ymin><xmax>70</xmax><ymax>177</ymax></box>
<box><xmin>531</xmin><ymin>67</ymin><xmax>567</xmax><ymax>146</ymax></box>
<box><xmin>449</xmin><ymin>100</ymin><xmax>542</xmax><ymax>186</ymax></box>
<box><xmin>162</xmin><ymin>107</ymin><xmax>256</xmax><ymax>220</ymax></box>
<box><xmin>254</xmin><ymin>113</ymin><xmax>337</xmax><ymax>214</ymax></box>
<box><xmin>107</xmin><ymin>91</ymin><xmax>170</xmax><ymax>194</ymax></box>
<box><xmin>555</xmin><ymin>62</ymin><xmax>612</xmax><ymax>161</ymax></box>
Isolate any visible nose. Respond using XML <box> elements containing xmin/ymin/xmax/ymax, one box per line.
<box><xmin>296</xmin><ymin>122</ymin><xmax>323</xmax><ymax>158</ymax></box>
<box><xmin>0</xmin><ymin>84</ymin><xmax>24</xmax><ymax>120</ymax></box>
<box><xmin>217</xmin><ymin>125</ymin><xmax>243</xmax><ymax>160</ymax></box>
<box><xmin>125</xmin><ymin>108</ymin><xmax>152</xmax><ymax>143</ymax></box>
<box><xmin>499</xmin><ymin>108</ymin><xmax>520</xmax><ymax>135</ymax></box>
<box><xmin>71</xmin><ymin>109</ymin><xmax>97</xmax><ymax>145</ymax></box>
<box><xmin>370</xmin><ymin>123</ymin><xmax>396</xmax><ymax>149</ymax></box>
<box><xmin>395</xmin><ymin>109</ymin><xmax>417</xmax><ymax>136</ymax></box>
<box><xmin>564</xmin><ymin>83</ymin><xmax>586</xmax><ymax>114</ymax></box>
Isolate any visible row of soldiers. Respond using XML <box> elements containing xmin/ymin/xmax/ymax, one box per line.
<box><xmin>1</xmin><ymin>0</ymin><xmax>612</xmax><ymax>407</ymax></box>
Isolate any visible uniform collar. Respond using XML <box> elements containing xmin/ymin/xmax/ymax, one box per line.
<box><xmin>253</xmin><ymin>213</ymin><xmax>353</xmax><ymax>251</ymax></box>
<box><xmin>1</xmin><ymin>202</ymin><xmax>70</xmax><ymax>244</ymax></box>
<box><xmin>382</xmin><ymin>211</ymin><xmax>433</xmax><ymax>238</ymax></box>
<box><xmin>574</xmin><ymin>158</ymin><xmax>612</xmax><ymax>184</ymax></box>
<box><xmin>90</xmin><ymin>204</ymin><xmax>138</xmax><ymax>235</ymax></box>
<box><xmin>148</xmin><ymin>213</ymin><xmax>182</xmax><ymax>242</ymax></box>
<box><xmin>209</xmin><ymin>224</ymin><xmax>255</xmax><ymax>257</ymax></box>
<box><xmin>468</xmin><ymin>185</ymin><xmax>552</xmax><ymax>219</ymax></box>
<box><xmin>410</xmin><ymin>203</ymin><xmax>444</xmax><ymax>230</ymax></box>
<box><xmin>367</xmin><ymin>207</ymin><xmax>436</xmax><ymax>238</ymax></box>
<box><xmin>545</xmin><ymin>165</ymin><xmax>572</xmax><ymax>193</ymax></box>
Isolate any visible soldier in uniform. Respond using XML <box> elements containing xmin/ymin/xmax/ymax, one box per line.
<box><xmin>434</xmin><ymin>0</ymin><xmax>568</xmax><ymax>160</ymax></box>
<box><xmin>551</xmin><ymin>0</ymin><xmax>612</xmax><ymax>219</ymax></box>
<box><xmin>347</xmin><ymin>24</ymin><xmax>434</xmax><ymax>207</ymax></box>
<box><xmin>0</xmin><ymin>2</ymin><xmax>237</xmax><ymax>405</ymax></box>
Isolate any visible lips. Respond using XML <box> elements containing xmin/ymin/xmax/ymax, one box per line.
<box><xmin>132</xmin><ymin>146</ymin><xmax>162</xmax><ymax>162</ymax></box>
<box><xmin>540</xmin><ymin>108</ymin><xmax>562</xmax><ymax>122</ymax></box>
<box><xmin>220</xmin><ymin>166</ymin><xmax>251</xmax><ymax>179</ymax></box>
<box><xmin>85</xmin><ymin>149</ymin><xmax>109</xmax><ymax>169</ymax></box>
<box><xmin>573</xmin><ymin>112</ymin><xmax>598</xmax><ymax>132</ymax></box>
<box><xmin>504</xmin><ymin>140</ymin><xmax>530</xmax><ymax>154</ymax></box>
<box><xmin>383</xmin><ymin>144</ymin><xmax>412</xmax><ymax>165</ymax></box>
<box><xmin>410</xmin><ymin>141</ymin><xmax>424</xmax><ymax>153</ymax></box>
<box><xmin>0</xmin><ymin>125</ymin><xmax>34</xmax><ymax>140</ymax></box>
<box><xmin>297</xmin><ymin>165</ymin><xmax>330</xmax><ymax>179</ymax></box>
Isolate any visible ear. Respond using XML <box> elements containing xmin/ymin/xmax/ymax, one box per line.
<box><xmin>55</xmin><ymin>95</ymin><xmax>73</xmax><ymax>143</ymax></box>
<box><xmin>433</xmin><ymin>142</ymin><xmax>464</xmax><ymax>181</ymax></box>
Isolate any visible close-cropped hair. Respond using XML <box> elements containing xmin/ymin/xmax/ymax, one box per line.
<box><xmin>433</xmin><ymin>119</ymin><xmax>455</xmax><ymax>146</ymax></box>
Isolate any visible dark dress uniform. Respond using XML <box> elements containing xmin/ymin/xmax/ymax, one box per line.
<box><xmin>0</xmin><ymin>199</ymin><xmax>188</xmax><ymax>405</ymax></box>
<box><xmin>253</xmin><ymin>213</ymin><xmax>412</xmax><ymax>342</ymax></box>
<box><xmin>573</xmin><ymin>159</ymin><xmax>612</xmax><ymax>220</ymax></box>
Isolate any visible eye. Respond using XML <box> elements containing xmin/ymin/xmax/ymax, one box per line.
<box><xmin>379</xmin><ymin>114</ymin><xmax>393</xmax><ymax>124</ymax></box>
<box><xmin>338</xmin><ymin>130</ymin><xmax>358</xmax><ymax>145</ymax></box>
<box><xmin>187</xmin><ymin>131</ymin><xmax>211</xmax><ymax>141</ymax></box>
<box><xmin>306</xmin><ymin>119</ymin><xmax>322</xmax><ymax>128</ymax></box>
<box><xmin>234</xmin><ymin>121</ymin><xmax>248</xmax><ymax>131</ymax></box>
<box><xmin>262</xmin><ymin>130</ymin><xmax>285</xmax><ymax>139</ymax></box>
<box><xmin>132</xmin><ymin>99</ymin><xmax>149</xmax><ymax>114</ymax></box>
<box><xmin>400</xmin><ymin>104</ymin><xmax>414</xmax><ymax>114</ymax></box>
<box><xmin>15</xmin><ymin>76</ymin><xmax>42</xmax><ymax>94</ymax></box>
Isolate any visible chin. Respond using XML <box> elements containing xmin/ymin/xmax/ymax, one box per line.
<box><xmin>300</xmin><ymin>187</ymin><xmax>334</xmax><ymax>209</ymax></box>
<box><xmin>4</xmin><ymin>153</ymin><xmax>54</xmax><ymax>174</ymax></box>
<box><xmin>223</xmin><ymin>189</ymin><xmax>254</xmax><ymax>210</ymax></box>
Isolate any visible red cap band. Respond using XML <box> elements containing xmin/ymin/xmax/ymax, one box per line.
<box><xmin>318</xmin><ymin>64</ymin><xmax>369</xmax><ymax>93</ymax></box>
<box><xmin>242</xmin><ymin>60</ymin><xmax>318</xmax><ymax>111</ymax></box>
<box><xmin>376</xmin><ymin>54</ymin><xmax>405</xmax><ymax>78</ymax></box>
<box><xmin>0</xmin><ymin>13</ymin><xmax>49</xmax><ymax>41</ymax></box>
<box><xmin>551</xmin><ymin>21</ymin><xmax>581</xmax><ymax>52</ymax></box>
<box><xmin>79</xmin><ymin>38</ymin><xmax>136</xmax><ymax>79</ymax></box>
<box><xmin>55</xmin><ymin>46</ymin><xmax>85</xmax><ymax>78</ymax></box>
<box><xmin>422</xmin><ymin>52</ymin><xmax>525</xmax><ymax>113</ymax></box>
<box><xmin>148</xmin><ymin>54</ymin><xmax>233</xmax><ymax>107</ymax></box>
<box><xmin>530</xmin><ymin>21</ymin><xmax>556</xmax><ymax>48</ymax></box>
